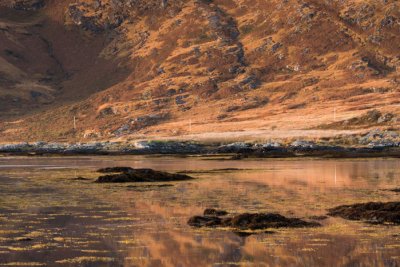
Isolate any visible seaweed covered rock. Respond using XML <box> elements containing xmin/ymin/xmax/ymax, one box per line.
<box><xmin>223</xmin><ymin>213</ymin><xmax>320</xmax><ymax>230</ymax></box>
<box><xmin>188</xmin><ymin>210</ymin><xmax>320</xmax><ymax>230</ymax></box>
<box><xmin>327</xmin><ymin>202</ymin><xmax>400</xmax><ymax>224</ymax></box>
<box><xmin>95</xmin><ymin>167</ymin><xmax>193</xmax><ymax>183</ymax></box>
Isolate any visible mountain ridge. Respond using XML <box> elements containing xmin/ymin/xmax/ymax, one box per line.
<box><xmin>0</xmin><ymin>0</ymin><xmax>399</xmax><ymax>142</ymax></box>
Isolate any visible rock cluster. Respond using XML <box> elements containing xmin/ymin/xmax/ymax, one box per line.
<box><xmin>359</xmin><ymin>129</ymin><xmax>400</xmax><ymax>148</ymax></box>
<box><xmin>0</xmin><ymin>141</ymin><xmax>203</xmax><ymax>155</ymax></box>
<box><xmin>66</xmin><ymin>0</ymin><xmax>185</xmax><ymax>33</ymax></box>
<box><xmin>188</xmin><ymin>209</ymin><xmax>321</xmax><ymax>230</ymax></box>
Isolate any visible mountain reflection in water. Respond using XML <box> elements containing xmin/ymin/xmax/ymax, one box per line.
<box><xmin>0</xmin><ymin>156</ymin><xmax>399</xmax><ymax>266</ymax></box>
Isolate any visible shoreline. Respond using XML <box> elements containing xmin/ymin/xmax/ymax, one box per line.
<box><xmin>1</xmin><ymin>140</ymin><xmax>400</xmax><ymax>158</ymax></box>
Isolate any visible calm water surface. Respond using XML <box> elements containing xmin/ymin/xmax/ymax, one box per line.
<box><xmin>0</xmin><ymin>156</ymin><xmax>399</xmax><ymax>266</ymax></box>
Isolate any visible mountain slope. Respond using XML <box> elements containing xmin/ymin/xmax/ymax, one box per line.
<box><xmin>0</xmin><ymin>0</ymin><xmax>399</xmax><ymax>142</ymax></box>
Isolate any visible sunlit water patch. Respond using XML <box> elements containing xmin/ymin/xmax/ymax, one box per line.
<box><xmin>0</xmin><ymin>156</ymin><xmax>399</xmax><ymax>266</ymax></box>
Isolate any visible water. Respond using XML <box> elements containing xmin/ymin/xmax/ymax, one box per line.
<box><xmin>0</xmin><ymin>156</ymin><xmax>399</xmax><ymax>266</ymax></box>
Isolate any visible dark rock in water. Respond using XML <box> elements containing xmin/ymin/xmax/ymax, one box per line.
<box><xmin>327</xmin><ymin>202</ymin><xmax>400</xmax><ymax>224</ymax></box>
<box><xmin>97</xmin><ymin>167</ymin><xmax>135</xmax><ymax>173</ymax></box>
<box><xmin>388</xmin><ymin>188</ymin><xmax>400</xmax><ymax>193</ymax></box>
<box><xmin>204</xmin><ymin>208</ymin><xmax>229</xmax><ymax>216</ymax></box>
<box><xmin>187</xmin><ymin>216</ymin><xmax>222</xmax><ymax>227</ymax></box>
<box><xmin>96</xmin><ymin>168</ymin><xmax>193</xmax><ymax>183</ymax></box>
<box><xmin>188</xmin><ymin>210</ymin><xmax>320</xmax><ymax>230</ymax></box>
<box><xmin>223</xmin><ymin>213</ymin><xmax>321</xmax><ymax>230</ymax></box>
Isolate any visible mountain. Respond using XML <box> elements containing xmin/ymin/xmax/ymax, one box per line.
<box><xmin>0</xmin><ymin>0</ymin><xmax>399</xmax><ymax>142</ymax></box>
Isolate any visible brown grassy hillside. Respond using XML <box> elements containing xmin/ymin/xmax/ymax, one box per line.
<box><xmin>0</xmin><ymin>0</ymin><xmax>399</xmax><ymax>142</ymax></box>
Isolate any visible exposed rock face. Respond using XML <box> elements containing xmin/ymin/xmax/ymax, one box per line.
<box><xmin>328</xmin><ymin>202</ymin><xmax>400</xmax><ymax>224</ymax></box>
<box><xmin>67</xmin><ymin>2</ymin><xmax>125</xmax><ymax>32</ymax></box>
<box><xmin>66</xmin><ymin>0</ymin><xmax>185</xmax><ymax>33</ymax></box>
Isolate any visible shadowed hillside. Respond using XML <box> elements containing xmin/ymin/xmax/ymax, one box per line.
<box><xmin>0</xmin><ymin>0</ymin><xmax>399</xmax><ymax>142</ymax></box>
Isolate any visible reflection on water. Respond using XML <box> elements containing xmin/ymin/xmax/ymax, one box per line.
<box><xmin>0</xmin><ymin>156</ymin><xmax>399</xmax><ymax>266</ymax></box>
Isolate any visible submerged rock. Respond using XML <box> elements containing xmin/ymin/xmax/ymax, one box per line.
<box><xmin>96</xmin><ymin>167</ymin><xmax>193</xmax><ymax>183</ymax></box>
<box><xmin>188</xmin><ymin>210</ymin><xmax>320</xmax><ymax>230</ymax></box>
<box><xmin>327</xmin><ymin>202</ymin><xmax>400</xmax><ymax>224</ymax></box>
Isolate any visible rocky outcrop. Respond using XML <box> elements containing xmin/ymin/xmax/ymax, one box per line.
<box><xmin>95</xmin><ymin>167</ymin><xmax>194</xmax><ymax>183</ymax></box>
<box><xmin>66</xmin><ymin>0</ymin><xmax>185</xmax><ymax>33</ymax></box>
<box><xmin>67</xmin><ymin>2</ymin><xmax>125</xmax><ymax>33</ymax></box>
<box><xmin>133</xmin><ymin>140</ymin><xmax>204</xmax><ymax>154</ymax></box>
<box><xmin>328</xmin><ymin>202</ymin><xmax>400</xmax><ymax>225</ymax></box>
<box><xmin>188</xmin><ymin>209</ymin><xmax>321</xmax><ymax>230</ymax></box>
<box><xmin>359</xmin><ymin>129</ymin><xmax>400</xmax><ymax>148</ymax></box>
<box><xmin>1</xmin><ymin>139</ymin><xmax>400</xmax><ymax>157</ymax></box>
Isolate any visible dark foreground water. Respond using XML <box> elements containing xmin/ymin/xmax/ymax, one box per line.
<box><xmin>0</xmin><ymin>156</ymin><xmax>399</xmax><ymax>266</ymax></box>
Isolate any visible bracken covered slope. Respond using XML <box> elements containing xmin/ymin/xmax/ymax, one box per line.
<box><xmin>0</xmin><ymin>0</ymin><xmax>399</xmax><ymax>142</ymax></box>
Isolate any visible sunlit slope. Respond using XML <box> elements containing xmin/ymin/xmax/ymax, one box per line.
<box><xmin>0</xmin><ymin>0</ymin><xmax>399</xmax><ymax>141</ymax></box>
